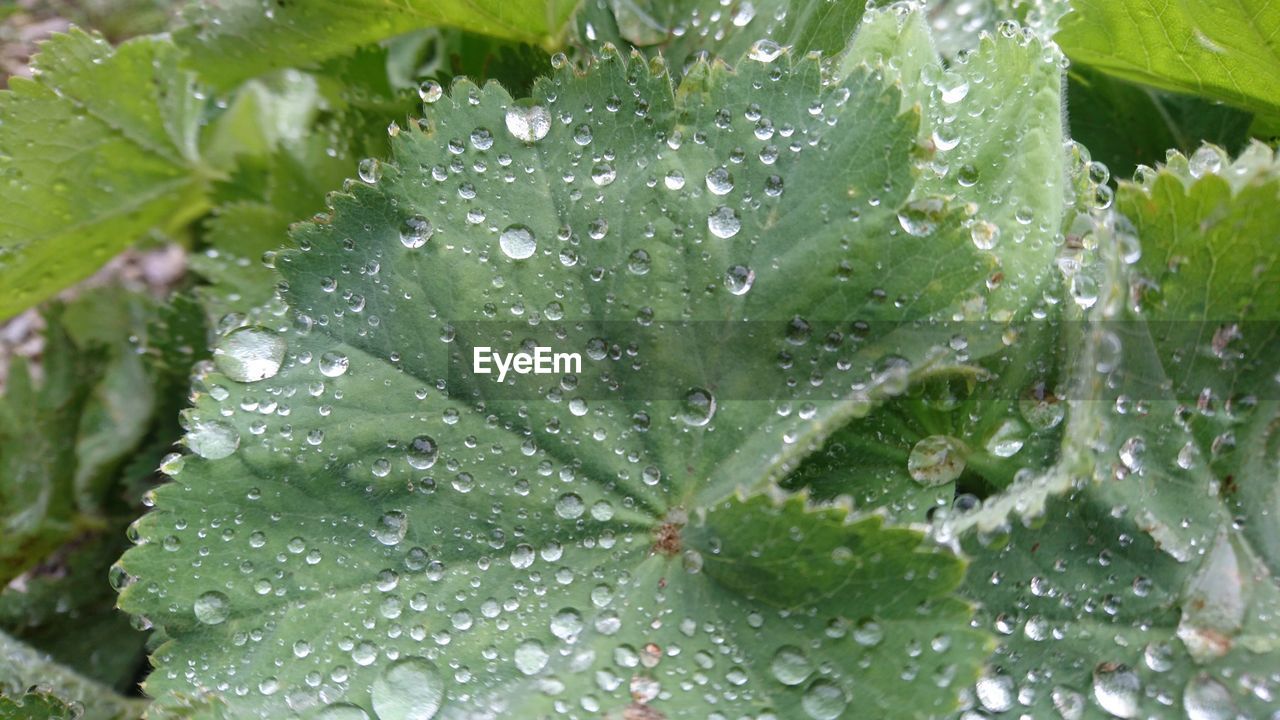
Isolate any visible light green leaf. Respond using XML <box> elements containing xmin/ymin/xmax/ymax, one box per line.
<box><xmin>950</xmin><ymin>144</ymin><xmax>1280</xmax><ymax>718</ymax></box>
<box><xmin>118</xmin><ymin>11</ymin><xmax>1070</xmax><ymax>717</ymax></box>
<box><xmin>0</xmin><ymin>30</ymin><xmax>212</xmax><ymax>320</ymax></box>
<box><xmin>1056</xmin><ymin>0</ymin><xmax>1280</xmax><ymax>116</ymax></box>
<box><xmin>174</xmin><ymin>0</ymin><xmax>581</xmax><ymax>90</ymax></box>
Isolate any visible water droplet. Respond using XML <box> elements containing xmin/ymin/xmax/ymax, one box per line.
<box><xmin>908</xmin><ymin>435</ymin><xmax>965</xmax><ymax>486</ymax></box>
<box><xmin>984</xmin><ymin>419</ymin><xmax>1026</xmax><ymax>458</ymax></box>
<box><xmin>549</xmin><ymin>608</ymin><xmax>584</xmax><ymax>641</ymax></box>
<box><xmin>214</xmin><ymin>326</ymin><xmax>286</xmax><ymax>383</ymax></box>
<box><xmin>555</xmin><ymin>493</ymin><xmax>585</xmax><ymax>519</ymax></box>
<box><xmin>1183</xmin><ymin>674</ymin><xmax>1237</xmax><ymax>720</ymax></box>
<box><xmin>418</xmin><ymin>80</ymin><xmax>443</xmax><ymax>103</ymax></box>
<box><xmin>194</xmin><ymin>591</ymin><xmax>230</xmax><ymax>625</ymax></box>
<box><xmin>897</xmin><ymin>199</ymin><xmax>943</xmax><ymax>237</ymax></box>
<box><xmin>407</xmin><ymin>435</ymin><xmax>438</xmax><ymax>470</ymax></box>
<box><xmin>976</xmin><ymin>671</ymin><xmax>1015</xmax><ymax>712</ymax></box>
<box><xmin>1092</xmin><ymin>663</ymin><xmax>1141</xmax><ymax>718</ymax></box>
<box><xmin>801</xmin><ymin>679</ymin><xmax>848</xmax><ymax>719</ymax></box>
<box><xmin>590</xmin><ymin>162</ymin><xmax>616</xmax><ymax>186</ymax></box>
<box><xmin>187</xmin><ymin>420</ymin><xmax>240</xmax><ymax>460</ymax></box>
<box><xmin>374</xmin><ymin>511</ymin><xmax>409</xmax><ymax>546</ymax></box>
<box><xmin>400</xmin><ymin>215</ymin><xmax>433</xmax><ymax>248</ymax></box>
<box><xmin>970</xmin><ymin>220</ymin><xmax>1000</xmax><ymax>250</ymax></box>
<box><xmin>748</xmin><ymin>39</ymin><xmax>785</xmax><ymax>62</ymax></box>
<box><xmin>358</xmin><ymin>158</ymin><xmax>381</xmax><ymax>184</ymax></box>
<box><xmin>504</xmin><ymin>104</ymin><xmax>551</xmax><ymax>142</ymax></box>
<box><xmin>770</xmin><ymin>645</ymin><xmax>813</xmax><ymax>685</ymax></box>
<box><xmin>705</xmin><ymin>166</ymin><xmax>735</xmax><ymax>195</ymax></box>
<box><xmin>680</xmin><ymin>388</ymin><xmax>716</xmax><ymax>426</ymax></box>
<box><xmin>319</xmin><ymin>351</ymin><xmax>350</xmax><ymax>378</ymax></box>
<box><xmin>725</xmin><ymin>264</ymin><xmax>755</xmax><ymax>295</ymax></box>
<box><xmin>707</xmin><ymin>206</ymin><xmax>741</xmax><ymax>238</ymax></box>
<box><xmin>318</xmin><ymin>705</ymin><xmax>369</xmax><ymax>720</ymax></box>
<box><xmin>514</xmin><ymin>639</ymin><xmax>549</xmax><ymax>675</ymax></box>
<box><xmin>499</xmin><ymin>224</ymin><xmax>537</xmax><ymax>260</ymax></box>
<box><xmin>371</xmin><ymin>657</ymin><xmax>444</xmax><ymax>720</ymax></box>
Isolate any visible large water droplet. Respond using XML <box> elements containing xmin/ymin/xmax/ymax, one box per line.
<box><xmin>214</xmin><ymin>326</ymin><xmax>286</xmax><ymax>382</ymax></box>
<box><xmin>680</xmin><ymin>388</ymin><xmax>716</xmax><ymax>427</ymax></box>
<box><xmin>318</xmin><ymin>705</ymin><xmax>370</xmax><ymax>720</ymax></box>
<box><xmin>705</xmin><ymin>166</ymin><xmax>735</xmax><ymax>195</ymax></box>
<box><xmin>976</xmin><ymin>671</ymin><xmax>1015</xmax><ymax>712</ymax></box>
<box><xmin>514</xmin><ymin>639</ymin><xmax>549</xmax><ymax>675</ymax></box>
<box><xmin>801</xmin><ymin>679</ymin><xmax>848</xmax><ymax>719</ymax></box>
<box><xmin>770</xmin><ymin>645</ymin><xmax>813</xmax><ymax>685</ymax></box>
<box><xmin>400</xmin><ymin>215</ymin><xmax>433</xmax><ymax>249</ymax></box>
<box><xmin>748</xmin><ymin>39</ymin><xmax>785</xmax><ymax>62</ymax></box>
<box><xmin>374</xmin><ymin>511</ymin><xmax>409</xmax><ymax>546</ymax></box>
<box><xmin>499</xmin><ymin>224</ymin><xmax>537</xmax><ymax>260</ymax></box>
<box><xmin>194</xmin><ymin>591</ymin><xmax>230</xmax><ymax>625</ymax></box>
<box><xmin>1183</xmin><ymin>674</ymin><xmax>1237</xmax><ymax>720</ymax></box>
<box><xmin>504</xmin><ymin>104</ymin><xmax>551</xmax><ymax>142</ymax></box>
<box><xmin>406</xmin><ymin>435</ymin><xmax>439</xmax><ymax>470</ymax></box>
<box><xmin>1092</xmin><ymin>663</ymin><xmax>1141</xmax><ymax>718</ymax></box>
<box><xmin>371</xmin><ymin>657</ymin><xmax>444</xmax><ymax>720</ymax></box>
<box><xmin>897</xmin><ymin>199</ymin><xmax>943</xmax><ymax>237</ymax></box>
<box><xmin>725</xmin><ymin>264</ymin><xmax>755</xmax><ymax>295</ymax></box>
<box><xmin>707</xmin><ymin>206</ymin><xmax>741</xmax><ymax>238</ymax></box>
<box><xmin>187</xmin><ymin>420</ymin><xmax>240</xmax><ymax>460</ymax></box>
<box><xmin>319</xmin><ymin>351</ymin><xmax>349</xmax><ymax>378</ymax></box>
<box><xmin>417</xmin><ymin>81</ymin><xmax>443</xmax><ymax>103</ymax></box>
<box><xmin>907</xmin><ymin>435</ymin><xmax>965</xmax><ymax>486</ymax></box>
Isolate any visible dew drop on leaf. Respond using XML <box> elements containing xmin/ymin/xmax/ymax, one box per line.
<box><xmin>705</xmin><ymin>166</ymin><xmax>735</xmax><ymax>195</ymax></box>
<box><xmin>417</xmin><ymin>80</ymin><xmax>443</xmax><ymax>104</ymax></box>
<box><xmin>399</xmin><ymin>215</ymin><xmax>433</xmax><ymax>249</ymax></box>
<box><xmin>186</xmin><ymin>420</ymin><xmax>240</xmax><ymax>460</ymax></box>
<box><xmin>908</xmin><ymin>435</ymin><xmax>965</xmax><ymax>486</ymax></box>
<box><xmin>499</xmin><ymin>224</ymin><xmax>537</xmax><ymax>260</ymax></box>
<box><xmin>193</xmin><ymin>591</ymin><xmax>230</xmax><ymax>625</ymax></box>
<box><xmin>370</xmin><ymin>657</ymin><xmax>444</xmax><ymax>720</ymax></box>
<box><xmin>514</xmin><ymin>639</ymin><xmax>549</xmax><ymax>675</ymax></box>
<box><xmin>1183</xmin><ymin>674</ymin><xmax>1237</xmax><ymax>720</ymax></box>
<box><xmin>707</xmin><ymin>206</ymin><xmax>741</xmax><ymax>238</ymax></box>
<box><xmin>504</xmin><ymin>104</ymin><xmax>551</xmax><ymax>142</ymax></box>
<box><xmin>319</xmin><ymin>351</ymin><xmax>350</xmax><ymax>378</ymax></box>
<box><xmin>680</xmin><ymin>388</ymin><xmax>717</xmax><ymax>426</ymax></box>
<box><xmin>725</xmin><ymin>264</ymin><xmax>755</xmax><ymax>295</ymax></box>
<box><xmin>1091</xmin><ymin>663</ymin><xmax>1141</xmax><ymax>718</ymax></box>
<box><xmin>770</xmin><ymin>645</ymin><xmax>813</xmax><ymax>686</ymax></box>
<box><xmin>748</xmin><ymin>39</ymin><xmax>785</xmax><ymax>62</ymax></box>
<box><xmin>801</xmin><ymin>679</ymin><xmax>848</xmax><ymax>719</ymax></box>
<box><xmin>213</xmin><ymin>326</ymin><xmax>286</xmax><ymax>382</ymax></box>
<box><xmin>374</xmin><ymin>511</ymin><xmax>408</xmax><ymax>546</ymax></box>
<box><xmin>406</xmin><ymin>435</ymin><xmax>438</xmax><ymax>470</ymax></box>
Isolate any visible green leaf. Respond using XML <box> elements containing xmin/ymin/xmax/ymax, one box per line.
<box><xmin>0</xmin><ymin>630</ymin><xmax>147</xmax><ymax>720</ymax></box>
<box><xmin>118</xmin><ymin>10</ymin><xmax>1071</xmax><ymax>716</ymax></box>
<box><xmin>1056</xmin><ymin>0</ymin><xmax>1280</xmax><ymax>116</ymax></box>
<box><xmin>948</xmin><ymin>144</ymin><xmax>1280</xmax><ymax>717</ymax></box>
<box><xmin>0</xmin><ymin>690</ymin><xmax>79</xmax><ymax>720</ymax></box>
<box><xmin>1066</xmin><ymin>66</ymin><xmax>1253</xmax><ymax>181</ymax></box>
<box><xmin>174</xmin><ymin>0</ymin><xmax>581</xmax><ymax>90</ymax></box>
<box><xmin>0</xmin><ymin>309</ymin><xmax>106</xmax><ymax>584</ymax></box>
<box><xmin>0</xmin><ymin>30</ymin><xmax>212</xmax><ymax>320</ymax></box>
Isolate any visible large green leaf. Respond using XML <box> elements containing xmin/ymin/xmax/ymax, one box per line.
<box><xmin>0</xmin><ymin>30</ymin><xmax>213</xmax><ymax>320</ymax></box>
<box><xmin>175</xmin><ymin>0</ymin><xmax>581</xmax><ymax>90</ymax></box>
<box><xmin>948</xmin><ymin>144</ymin><xmax>1280</xmax><ymax>717</ymax></box>
<box><xmin>1056</xmin><ymin>0</ymin><xmax>1280</xmax><ymax>116</ymax></box>
<box><xmin>1</xmin><ymin>630</ymin><xmax>147</xmax><ymax>720</ymax></box>
<box><xmin>118</xmin><ymin>9</ymin><xmax>1071</xmax><ymax>717</ymax></box>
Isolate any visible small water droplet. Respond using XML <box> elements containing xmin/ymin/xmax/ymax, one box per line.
<box><xmin>725</xmin><ymin>264</ymin><xmax>755</xmax><ymax>295</ymax></box>
<box><xmin>748</xmin><ymin>39</ymin><xmax>785</xmax><ymax>62</ymax></box>
<box><xmin>407</xmin><ymin>435</ymin><xmax>438</xmax><ymax>470</ymax></box>
<box><xmin>418</xmin><ymin>81</ymin><xmax>443</xmax><ymax>103</ymax></box>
